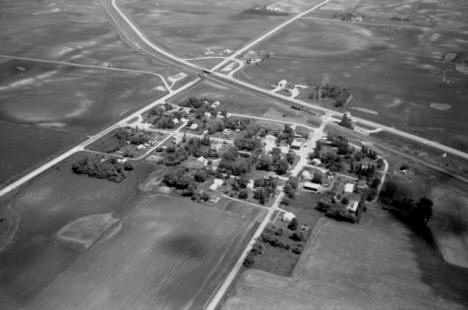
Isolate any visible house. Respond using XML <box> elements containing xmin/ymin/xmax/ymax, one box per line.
<box><xmin>303</xmin><ymin>181</ymin><xmax>321</xmax><ymax>192</ymax></box>
<box><xmin>117</xmin><ymin>158</ymin><xmax>127</xmax><ymax>164</ymax></box>
<box><xmin>197</xmin><ymin>156</ymin><xmax>209</xmax><ymax>166</ymax></box>
<box><xmin>209</xmin><ymin>178</ymin><xmax>223</xmax><ymax>191</ymax></box>
<box><xmin>238</xmin><ymin>150</ymin><xmax>251</xmax><ymax>158</ymax></box>
<box><xmin>211</xmin><ymin>100</ymin><xmax>220</xmax><ymax>108</ymax></box>
<box><xmin>247</xmin><ymin>179</ymin><xmax>255</xmax><ymax>190</ymax></box>
<box><xmin>301</xmin><ymin>170</ymin><xmax>312</xmax><ymax>180</ymax></box>
<box><xmin>290</xmin><ymin>139</ymin><xmax>304</xmax><ymax>150</ymax></box>
<box><xmin>190</xmin><ymin>123</ymin><xmax>199</xmax><ymax>130</ymax></box>
<box><xmin>344</xmin><ymin>183</ymin><xmax>355</xmax><ymax>193</ymax></box>
<box><xmin>346</xmin><ymin>200</ymin><xmax>359</xmax><ymax>213</ymax></box>
<box><xmin>136</xmin><ymin>144</ymin><xmax>146</xmax><ymax>150</ymax></box>
<box><xmin>278</xmin><ymin>79</ymin><xmax>287</xmax><ymax>88</ymax></box>
<box><xmin>223</xmin><ymin>128</ymin><xmax>232</xmax><ymax>136</ymax></box>
<box><xmin>281</xmin><ymin>211</ymin><xmax>296</xmax><ymax>222</ymax></box>
<box><xmin>208</xmin><ymin>196</ymin><xmax>221</xmax><ymax>204</ymax></box>
<box><xmin>204</xmin><ymin>112</ymin><xmax>212</xmax><ymax>118</ymax></box>
<box><xmin>172</xmin><ymin>118</ymin><xmax>179</xmax><ymax>124</ymax></box>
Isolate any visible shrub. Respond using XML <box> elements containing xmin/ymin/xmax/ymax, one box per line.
<box><xmin>287</xmin><ymin>218</ymin><xmax>298</xmax><ymax>231</ymax></box>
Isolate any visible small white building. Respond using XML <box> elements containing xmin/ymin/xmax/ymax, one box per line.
<box><xmin>301</xmin><ymin>170</ymin><xmax>312</xmax><ymax>181</ymax></box>
<box><xmin>172</xmin><ymin>118</ymin><xmax>180</xmax><ymax>124</ymax></box>
<box><xmin>190</xmin><ymin>123</ymin><xmax>199</xmax><ymax>130</ymax></box>
<box><xmin>278</xmin><ymin>79</ymin><xmax>287</xmax><ymax>88</ymax></box>
<box><xmin>209</xmin><ymin>178</ymin><xmax>223</xmax><ymax>191</ymax></box>
<box><xmin>281</xmin><ymin>211</ymin><xmax>296</xmax><ymax>222</ymax></box>
<box><xmin>303</xmin><ymin>181</ymin><xmax>321</xmax><ymax>192</ymax></box>
<box><xmin>204</xmin><ymin>112</ymin><xmax>212</xmax><ymax>118</ymax></box>
<box><xmin>223</xmin><ymin>128</ymin><xmax>232</xmax><ymax>136</ymax></box>
<box><xmin>136</xmin><ymin>144</ymin><xmax>146</xmax><ymax>150</ymax></box>
<box><xmin>346</xmin><ymin>200</ymin><xmax>359</xmax><ymax>213</ymax></box>
<box><xmin>211</xmin><ymin>100</ymin><xmax>220</xmax><ymax>108</ymax></box>
<box><xmin>197</xmin><ymin>156</ymin><xmax>209</xmax><ymax>166</ymax></box>
<box><xmin>344</xmin><ymin>183</ymin><xmax>355</xmax><ymax>193</ymax></box>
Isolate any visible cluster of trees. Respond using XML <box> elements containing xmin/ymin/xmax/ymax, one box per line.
<box><xmin>218</xmin><ymin>147</ymin><xmax>251</xmax><ymax>176</ymax></box>
<box><xmin>256</xmin><ymin>148</ymin><xmax>291</xmax><ymax>175</ymax></box>
<box><xmin>162</xmin><ymin>167</ymin><xmax>211</xmax><ymax>199</ymax></box>
<box><xmin>380</xmin><ymin>181</ymin><xmax>433</xmax><ymax>226</ymax></box>
<box><xmin>244</xmin><ymin>222</ymin><xmax>306</xmax><ymax>267</ymax></box>
<box><xmin>234</xmin><ymin>131</ymin><xmax>262</xmax><ymax>151</ymax></box>
<box><xmin>147</xmin><ymin>105</ymin><xmax>184</xmax><ymax>129</ymax></box>
<box><xmin>339</xmin><ymin>113</ymin><xmax>354</xmax><ymax>129</ymax></box>
<box><xmin>253</xmin><ymin>176</ymin><xmax>278</xmax><ymax>204</ymax></box>
<box><xmin>275</xmin><ymin>124</ymin><xmax>296</xmax><ymax>145</ymax></box>
<box><xmin>309</xmin><ymin>84</ymin><xmax>352</xmax><ymax>107</ymax></box>
<box><xmin>183</xmin><ymin>135</ymin><xmax>218</xmax><ymax>158</ymax></box>
<box><xmin>102</xmin><ymin>127</ymin><xmax>152</xmax><ymax>153</ymax></box>
<box><xmin>349</xmin><ymin>162</ymin><xmax>377</xmax><ymax>179</ymax></box>
<box><xmin>71</xmin><ymin>156</ymin><xmax>133</xmax><ymax>183</ymax></box>
<box><xmin>283</xmin><ymin>177</ymin><xmax>298</xmax><ymax>199</ymax></box>
<box><xmin>316</xmin><ymin>198</ymin><xmax>365</xmax><ymax>224</ymax></box>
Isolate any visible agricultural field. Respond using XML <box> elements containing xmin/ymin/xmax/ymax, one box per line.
<box><xmin>0</xmin><ymin>151</ymin><xmax>261</xmax><ymax>310</ymax></box>
<box><xmin>234</xmin><ymin>1</ymin><xmax>468</xmax><ymax>151</ymax></box>
<box><xmin>0</xmin><ymin>60</ymin><xmax>168</xmax><ymax>183</ymax></box>
<box><xmin>223</xmin><ymin>208</ymin><xmax>468</xmax><ymax>310</ymax></box>
<box><xmin>0</xmin><ymin>0</ymin><xmax>181</xmax><ymax>72</ymax></box>
<box><xmin>121</xmin><ymin>0</ymin><xmax>320</xmax><ymax>58</ymax></box>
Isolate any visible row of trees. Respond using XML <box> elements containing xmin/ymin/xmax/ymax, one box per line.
<box><xmin>72</xmin><ymin>157</ymin><xmax>133</xmax><ymax>183</ymax></box>
<box><xmin>253</xmin><ymin>176</ymin><xmax>278</xmax><ymax>204</ymax></box>
<box><xmin>162</xmin><ymin>167</ymin><xmax>211</xmax><ymax>199</ymax></box>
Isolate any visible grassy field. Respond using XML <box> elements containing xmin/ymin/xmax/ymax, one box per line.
<box><xmin>24</xmin><ymin>194</ymin><xmax>258</xmax><ymax>310</ymax></box>
<box><xmin>235</xmin><ymin>9</ymin><xmax>468</xmax><ymax>150</ymax></box>
<box><xmin>223</xmin><ymin>207</ymin><xmax>468</xmax><ymax>310</ymax></box>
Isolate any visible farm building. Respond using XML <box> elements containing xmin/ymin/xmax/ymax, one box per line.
<box><xmin>303</xmin><ymin>181</ymin><xmax>321</xmax><ymax>192</ymax></box>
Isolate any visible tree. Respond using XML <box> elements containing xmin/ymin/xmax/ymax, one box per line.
<box><xmin>286</xmin><ymin>150</ymin><xmax>295</xmax><ymax>164</ymax></box>
<box><xmin>238</xmin><ymin>190</ymin><xmax>248</xmax><ymax>199</ymax></box>
<box><xmin>412</xmin><ymin>197</ymin><xmax>433</xmax><ymax>225</ymax></box>
<box><xmin>287</xmin><ymin>218</ymin><xmax>298</xmax><ymax>231</ymax></box>
<box><xmin>339</xmin><ymin>113</ymin><xmax>354</xmax><ymax>129</ymax></box>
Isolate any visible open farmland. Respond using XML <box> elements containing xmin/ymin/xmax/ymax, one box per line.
<box><xmin>0</xmin><ymin>152</ymin><xmax>261</xmax><ymax>309</ymax></box>
<box><xmin>23</xmin><ymin>194</ymin><xmax>258</xmax><ymax>310</ymax></box>
<box><xmin>223</xmin><ymin>208</ymin><xmax>468</xmax><ymax>310</ymax></box>
<box><xmin>235</xmin><ymin>1</ymin><xmax>468</xmax><ymax>151</ymax></box>
<box><xmin>0</xmin><ymin>0</ymin><xmax>183</xmax><ymax>72</ymax></box>
<box><xmin>0</xmin><ymin>153</ymin><xmax>156</xmax><ymax>309</ymax></box>
<box><xmin>121</xmin><ymin>0</ymin><xmax>303</xmax><ymax>58</ymax></box>
<box><xmin>0</xmin><ymin>59</ymin><xmax>168</xmax><ymax>183</ymax></box>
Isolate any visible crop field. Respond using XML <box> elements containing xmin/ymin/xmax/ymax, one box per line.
<box><xmin>235</xmin><ymin>2</ymin><xmax>468</xmax><ymax>151</ymax></box>
<box><xmin>223</xmin><ymin>208</ymin><xmax>468</xmax><ymax>310</ymax></box>
<box><xmin>23</xmin><ymin>194</ymin><xmax>258</xmax><ymax>310</ymax></box>
<box><xmin>0</xmin><ymin>59</ymin><xmax>168</xmax><ymax>182</ymax></box>
<box><xmin>170</xmin><ymin>80</ymin><xmax>322</xmax><ymax>127</ymax></box>
<box><xmin>0</xmin><ymin>0</ymin><xmax>183</xmax><ymax>72</ymax></box>
<box><xmin>0</xmin><ymin>152</ymin><xmax>261</xmax><ymax>309</ymax></box>
<box><xmin>121</xmin><ymin>0</ymin><xmax>310</xmax><ymax>58</ymax></box>
<box><xmin>0</xmin><ymin>153</ymin><xmax>157</xmax><ymax>309</ymax></box>
<box><xmin>0</xmin><ymin>121</ymin><xmax>82</xmax><ymax>185</ymax></box>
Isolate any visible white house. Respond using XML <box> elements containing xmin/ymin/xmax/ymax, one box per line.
<box><xmin>346</xmin><ymin>200</ymin><xmax>359</xmax><ymax>213</ymax></box>
<box><xmin>211</xmin><ymin>100</ymin><xmax>220</xmax><ymax>108</ymax></box>
<box><xmin>209</xmin><ymin>178</ymin><xmax>223</xmax><ymax>191</ymax></box>
<box><xmin>204</xmin><ymin>112</ymin><xmax>212</xmax><ymax>118</ymax></box>
<box><xmin>344</xmin><ymin>183</ymin><xmax>355</xmax><ymax>193</ymax></box>
<box><xmin>311</xmin><ymin>158</ymin><xmax>322</xmax><ymax>166</ymax></box>
<box><xmin>197</xmin><ymin>156</ymin><xmax>209</xmax><ymax>166</ymax></box>
<box><xmin>301</xmin><ymin>170</ymin><xmax>312</xmax><ymax>180</ymax></box>
<box><xmin>190</xmin><ymin>123</ymin><xmax>199</xmax><ymax>130</ymax></box>
<box><xmin>281</xmin><ymin>211</ymin><xmax>296</xmax><ymax>222</ymax></box>
<box><xmin>290</xmin><ymin>139</ymin><xmax>303</xmax><ymax>150</ymax></box>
